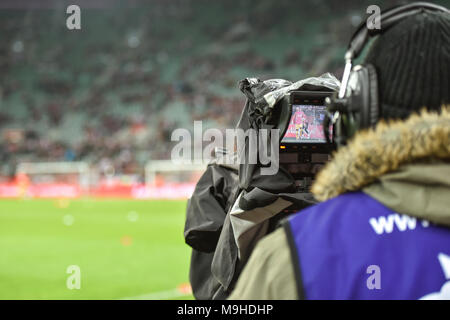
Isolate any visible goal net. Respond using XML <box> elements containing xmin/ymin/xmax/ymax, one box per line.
<box><xmin>16</xmin><ymin>161</ymin><xmax>90</xmax><ymax>190</ymax></box>
<box><xmin>144</xmin><ymin>160</ymin><xmax>206</xmax><ymax>187</ymax></box>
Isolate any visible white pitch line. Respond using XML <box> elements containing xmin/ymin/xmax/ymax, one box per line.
<box><xmin>120</xmin><ymin>288</ymin><xmax>191</xmax><ymax>300</ymax></box>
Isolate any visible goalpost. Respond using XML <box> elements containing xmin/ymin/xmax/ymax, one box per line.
<box><xmin>16</xmin><ymin>161</ymin><xmax>90</xmax><ymax>190</ymax></box>
<box><xmin>144</xmin><ymin>160</ymin><xmax>206</xmax><ymax>186</ymax></box>
<box><xmin>14</xmin><ymin>160</ymin><xmax>207</xmax><ymax>199</ymax></box>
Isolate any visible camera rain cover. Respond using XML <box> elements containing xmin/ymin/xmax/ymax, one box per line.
<box><xmin>238</xmin><ymin>73</ymin><xmax>340</xmax><ymax>191</ymax></box>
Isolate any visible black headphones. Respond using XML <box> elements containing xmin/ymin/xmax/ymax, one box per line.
<box><xmin>325</xmin><ymin>2</ymin><xmax>449</xmax><ymax>146</ymax></box>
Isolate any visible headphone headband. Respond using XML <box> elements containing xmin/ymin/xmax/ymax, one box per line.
<box><xmin>327</xmin><ymin>1</ymin><xmax>449</xmax><ymax>146</ymax></box>
<box><xmin>339</xmin><ymin>2</ymin><xmax>449</xmax><ymax>98</ymax></box>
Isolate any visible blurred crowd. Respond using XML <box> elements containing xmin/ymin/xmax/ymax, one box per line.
<box><xmin>0</xmin><ymin>0</ymin><xmax>393</xmax><ymax>181</ymax></box>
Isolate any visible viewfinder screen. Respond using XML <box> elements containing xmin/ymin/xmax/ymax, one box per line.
<box><xmin>281</xmin><ymin>104</ymin><xmax>331</xmax><ymax>143</ymax></box>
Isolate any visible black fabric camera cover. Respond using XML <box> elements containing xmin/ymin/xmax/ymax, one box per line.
<box><xmin>184</xmin><ymin>74</ymin><xmax>340</xmax><ymax>300</ymax></box>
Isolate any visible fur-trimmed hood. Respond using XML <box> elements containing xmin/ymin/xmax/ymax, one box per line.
<box><xmin>312</xmin><ymin>106</ymin><xmax>450</xmax><ymax>202</ymax></box>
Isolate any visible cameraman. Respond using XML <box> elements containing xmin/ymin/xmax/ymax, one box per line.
<box><xmin>229</xmin><ymin>5</ymin><xmax>450</xmax><ymax>299</ymax></box>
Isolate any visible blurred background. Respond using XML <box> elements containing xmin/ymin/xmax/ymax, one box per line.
<box><xmin>0</xmin><ymin>0</ymin><xmax>406</xmax><ymax>185</ymax></box>
<box><xmin>1</xmin><ymin>0</ymin><xmax>445</xmax><ymax>299</ymax></box>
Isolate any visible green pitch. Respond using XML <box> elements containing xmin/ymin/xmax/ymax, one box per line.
<box><xmin>0</xmin><ymin>198</ymin><xmax>193</xmax><ymax>300</ymax></box>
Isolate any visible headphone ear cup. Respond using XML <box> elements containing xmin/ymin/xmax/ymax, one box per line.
<box><xmin>349</xmin><ymin>64</ymin><xmax>378</xmax><ymax>129</ymax></box>
<box><xmin>365</xmin><ymin>64</ymin><xmax>379</xmax><ymax>126</ymax></box>
<box><xmin>345</xmin><ymin>65</ymin><xmax>370</xmax><ymax>129</ymax></box>
<box><xmin>331</xmin><ymin>63</ymin><xmax>379</xmax><ymax>144</ymax></box>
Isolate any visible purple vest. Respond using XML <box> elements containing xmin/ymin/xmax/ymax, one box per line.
<box><xmin>286</xmin><ymin>192</ymin><xmax>450</xmax><ymax>299</ymax></box>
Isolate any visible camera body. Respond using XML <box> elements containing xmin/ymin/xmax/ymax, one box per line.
<box><xmin>272</xmin><ymin>90</ymin><xmax>335</xmax><ymax>193</ymax></box>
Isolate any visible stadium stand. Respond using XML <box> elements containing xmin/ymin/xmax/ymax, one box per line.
<box><xmin>0</xmin><ymin>0</ymin><xmax>397</xmax><ymax>185</ymax></box>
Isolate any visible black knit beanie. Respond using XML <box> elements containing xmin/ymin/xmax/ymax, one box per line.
<box><xmin>364</xmin><ymin>10</ymin><xmax>450</xmax><ymax>120</ymax></box>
